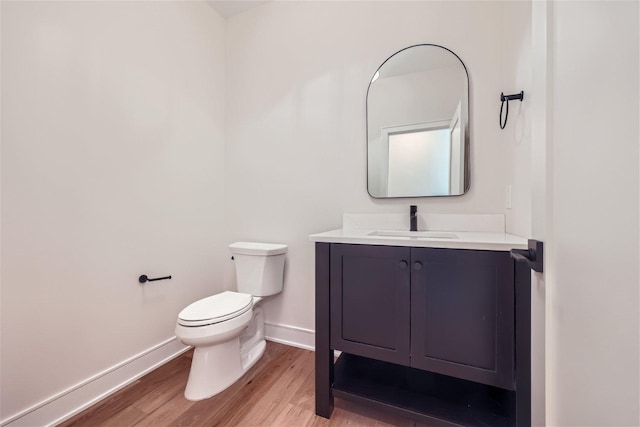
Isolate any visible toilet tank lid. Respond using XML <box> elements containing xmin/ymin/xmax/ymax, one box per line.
<box><xmin>229</xmin><ymin>242</ymin><xmax>288</xmax><ymax>256</ymax></box>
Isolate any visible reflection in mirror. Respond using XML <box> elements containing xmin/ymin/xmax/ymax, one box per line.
<box><xmin>367</xmin><ymin>44</ymin><xmax>469</xmax><ymax>198</ymax></box>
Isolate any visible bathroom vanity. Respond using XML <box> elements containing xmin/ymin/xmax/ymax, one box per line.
<box><xmin>310</xmin><ymin>216</ymin><xmax>532</xmax><ymax>426</ymax></box>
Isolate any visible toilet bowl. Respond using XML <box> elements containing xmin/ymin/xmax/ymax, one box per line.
<box><xmin>175</xmin><ymin>242</ymin><xmax>287</xmax><ymax>401</ymax></box>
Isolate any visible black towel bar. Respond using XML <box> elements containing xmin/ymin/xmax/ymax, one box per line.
<box><xmin>510</xmin><ymin>239</ymin><xmax>543</xmax><ymax>273</ymax></box>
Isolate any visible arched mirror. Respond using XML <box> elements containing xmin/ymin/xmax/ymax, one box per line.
<box><xmin>367</xmin><ymin>44</ymin><xmax>469</xmax><ymax>198</ymax></box>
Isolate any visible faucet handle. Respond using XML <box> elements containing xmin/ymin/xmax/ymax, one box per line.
<box><xmin>410</xmin><ymin>205</ymin><xmax>418</xmax><ymax>232</ymax></box>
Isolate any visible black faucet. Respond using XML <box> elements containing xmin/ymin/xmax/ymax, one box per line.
<box><xmin>410</xmin><ymin>205</ymin><xmax>418</xmax><ymax>232</ymax></box>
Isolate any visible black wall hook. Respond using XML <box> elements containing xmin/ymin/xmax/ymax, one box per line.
<box><xmin>499</xmin><ymin>91</ymin><xmax>524</xmax><ymax>129</ymax></box>
<box><xmin>139</xmin><ymin>274</ymin><xmax>172</xmax><ymax>284</ymax></box>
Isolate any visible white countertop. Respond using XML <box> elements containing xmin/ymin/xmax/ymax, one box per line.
<box><xmin>309</xmin><ymin>228</ymin><xmax>527</xmax><ymax>251</ymax></box>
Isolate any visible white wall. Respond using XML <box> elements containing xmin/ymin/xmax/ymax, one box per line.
<box><xmin>224</xmin><ymin>1</ymin><xmax>529</xmax><ymax>334</ymax></box>
<box><xmin>503</xmin><ymin>1</ymin><xmax>533</xmax><ymax>238</ymax></box>
<box><xmin>547</xmin><ymin>1</ymin><xmax>639</xmax><ymax>425</ymax></box>
<box><xmin>1</xmin><ymin>1</ymin><xmax>227</xmax><ymax>421</ymax></box>
<box><xmin>530</xmin><ymin>1</ymin><xmax>549</xmax><ymax>425</ymax></box>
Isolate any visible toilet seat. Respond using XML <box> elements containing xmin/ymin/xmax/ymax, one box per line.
<box><xmin>178</xmin><ymin>291</ymin><xmax>253</xmax><ymax>327</ymax></box>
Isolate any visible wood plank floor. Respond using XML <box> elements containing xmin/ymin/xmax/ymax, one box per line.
<box><xmin>59</xmin><ymin>342</ymin><xmax>426</xmax><ymax>427</ymax></box>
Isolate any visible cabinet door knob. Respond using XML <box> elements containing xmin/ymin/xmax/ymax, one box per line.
<box><xmin>413</xmin><ymin>261</ymin><xmax>423</xmax><ymax>271</ymax></box>
<box><xmin>399</xmin><ymin>260</ymin><xmax>408</xmax><ymax>269</ymax></box>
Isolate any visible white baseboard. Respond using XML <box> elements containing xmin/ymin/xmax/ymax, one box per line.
<box><xmin>264</xmin><ymin>321</ymin><xmax>315</xmax><ymax>351</ymax></box>
<box><xmin>1</xmin><ymin>337</ymin><xmax>189</xmax><ymax>427</ymax></box>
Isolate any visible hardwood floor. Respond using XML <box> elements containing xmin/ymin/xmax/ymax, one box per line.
<box><xmin>59</xmin><ymin>342</ymin><xmax>425</xmax><ymax>427</ymax></box>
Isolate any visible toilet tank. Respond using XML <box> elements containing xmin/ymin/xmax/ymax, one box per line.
<box><xmin>229</xmin><ymin>242</ymin><xmax>287</xmax><ymax>296</ymax></box>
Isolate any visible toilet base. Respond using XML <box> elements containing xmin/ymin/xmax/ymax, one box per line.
<box><xmin>183</xmin><ymin>307</ymin><xmax>266</xmax><ymax>401</ymax></box>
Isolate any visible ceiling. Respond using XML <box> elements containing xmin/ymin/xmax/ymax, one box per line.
<box><xmin>206</xmin><ymin>1</ymin><xmax>268</xmax><ymax>19</ymax></box>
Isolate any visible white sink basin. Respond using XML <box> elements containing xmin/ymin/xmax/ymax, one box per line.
<box><xmin>368</xmin><ymin>230</ymin><xmax>459</xmax><ymax>239</ymax></box>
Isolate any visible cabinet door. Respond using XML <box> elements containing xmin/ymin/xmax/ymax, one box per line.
<box><xmin>410</xmin><ymin>248</ymin><xmax>514</xmax><ymax>389</ymax></box>
<box><xmin>330</xmin><ymin>244</ymin><xmax>411</xmax><ymax>366</ymax></box>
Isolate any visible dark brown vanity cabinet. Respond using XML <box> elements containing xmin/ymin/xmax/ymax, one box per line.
<box><xmin>411</xmin><ymin>247</ymin><xmax>515</xmax><ymax>390</ymax></box>
<box><xmin>317</xmin><ymin>242</ymin><xmax>531</xmax><ymax>426</ymax></box>
<box><xmin>330</xmin><ymin>244</ymin><xmax>514</xmax><ymax>390</ymax></box>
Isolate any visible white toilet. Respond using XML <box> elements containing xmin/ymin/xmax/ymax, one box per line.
<box><xmin>175</xmin><ymin>241</ymin><xmax>287</xmax><ymax>401</ymax></box>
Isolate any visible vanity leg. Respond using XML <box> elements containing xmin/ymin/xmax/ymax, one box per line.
<box><xmin>315</xmin><ymin>348</ymin><xmax>334</xmax><ymax>418</ymax></box>
<box><xmin>514</xmin><ymin>261</ymin><xmax>532</xmax><ymax>427</ymax></box>
<box><xmin>315</xmin><ymin>243</ymin><xmax>334</xmax><ymax>418</ymax></box>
